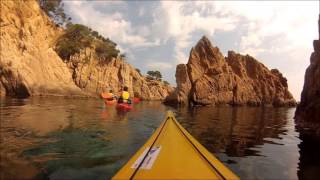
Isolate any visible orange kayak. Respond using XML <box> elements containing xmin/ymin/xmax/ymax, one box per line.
<box><xmin>101</xmin><ymin>92</ymin><xmax>112</xmax><ymax>99</ymax></box>
<box><xmin>105</xmin><ymin>99</ymin><xmax>116</xmax><ymax>105</ymax></box>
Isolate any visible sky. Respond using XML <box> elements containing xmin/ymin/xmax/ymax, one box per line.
<box><xmin>63</xmin><ymin>1</ymin><xmax>319</xmax><ymax>101</ymax></box>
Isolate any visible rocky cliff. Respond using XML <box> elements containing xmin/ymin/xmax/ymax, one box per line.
<box><xmin>0</xmin><ymin>0</ymin><xmax>83</xmax><ymax>98</ymax></box>
<box><xmin>295</xmin><ymin>15</ymin><xmax>320</xmax><ymax>135</ymax></box>
<box><xmin>0</xmin><ymin>0</ymin><xmax>172</xmax><ymax>100</ymax></box>
<box><xmin>67</xmin><ymin>49</ymin><xmax>173</xmax><ymax>100</ymax></box>
<box><xmin>166</xmin><ymin>36</ymin><xmax>296</xmax><ymax>106</ymax></box>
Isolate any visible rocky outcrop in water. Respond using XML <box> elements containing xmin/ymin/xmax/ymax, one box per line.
<box><xmin>165</xmin><ymin>36</ymin><xmax>296</xmax><ymax>106</ymax></box>
<box><xmin>295</xmin><ymin>15</ymin><xmax>320</xmax><ymax>135</ymax></box>
<box><xmin>0</xmin><ymin>0</ymin><xmax>172</xmax><ymax>100</ymax></box>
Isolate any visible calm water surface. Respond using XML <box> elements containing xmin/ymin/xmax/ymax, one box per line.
<box><xmin>1</xmin><ymin>97</ymin><xmax>320</xmax><ymax>180</ymax></box>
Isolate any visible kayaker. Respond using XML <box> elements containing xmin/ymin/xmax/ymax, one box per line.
<box><xmin>118</xmin><ymin>86</ymin><xmax>131</xmax><ymax>104</ymax></box>
<box><xmin>106</xmin><ymin>90</ymin><xmax>116</xmax><ymax>101</ymax></box>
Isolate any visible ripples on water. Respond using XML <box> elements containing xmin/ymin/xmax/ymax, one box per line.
<box><xmin>1</xmin><ymin>97</ymin><xmax>320</xmax><ymax>180</ymax></box>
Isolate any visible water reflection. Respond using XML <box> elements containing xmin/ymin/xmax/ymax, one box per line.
<box><xmin>1</xmin><ymin>98</ymin><xmax>320</xmax><ymax>179</ymax></box>
<box><xmin>23</xmin><ymin>127</ymin><xmax>121</xmax><ymax>180</ymax></box>
<box><xmin>297</xmin><ymin>133</ymin><xmax>320</xmax><ymax>179</ymax></box>
<box><xmin>173</xmin><ymin>106</ymin><xmax>300</xmax><ymax>179</ymax></box>
<box><xmin>174</xmin><ymin>107</ymin><xmax>290</xmax><ymax>155</ymax></box>
<box><xmin>0</xmin><ymin>98</ymin><xmax>169</xmax><ymax>179</ymax></box>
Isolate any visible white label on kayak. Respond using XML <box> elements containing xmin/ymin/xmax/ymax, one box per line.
<box><xmin>131</xmin><ymin>146</ymin><xmax>161</xmax><ymax>170</ymax></box>
<box><xmin>131</xmin><ymin>147</ymin><xmax>149</xmax><ymax>169</ymax></box>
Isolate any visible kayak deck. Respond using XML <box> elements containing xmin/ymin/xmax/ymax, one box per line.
<box><xmin>116</xmin><ymin>103</ymin><xmax>133</xmax><ymax>110</ymax></box>
<box><xmin>112</xmin><ymin>111</ymin><xmax>239</xmax><ymax>180</ymax></box>
<box><xmin>105</xmin><ymin>99</ymin><xmax>116</xmax><ymax>105</ymax></box>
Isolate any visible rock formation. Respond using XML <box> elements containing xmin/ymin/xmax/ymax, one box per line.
<box><xmin>295</xmin><ymin>15</ymin><xmax>320</xmax><ymax>135</ymax></box>
<box><xmin>0</xmin><ymin>0</ymin><xmax>83</xmax><ymax>98</ymax></box>
<box><xmin>0</xmin><ymin>0</ymin><xmax>172</xmax><ymax>100</ymax></box>
<box><xmin>67</xmin><ymin>49</ymin><xmax>173</xmax><ymax>100</ymax></box>
<box><xmin>166</xmin><ymin>36</ymin><xmax>296</xmax><ymax>107</ymax></box>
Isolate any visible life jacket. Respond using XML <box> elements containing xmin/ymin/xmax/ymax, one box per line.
<box><xmin>121</xmin><ymin>91</ymin><xmax>130</xmax><ymax>100</ymax></box>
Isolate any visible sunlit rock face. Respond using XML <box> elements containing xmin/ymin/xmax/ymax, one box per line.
<box><xmin>295</xmin><ymin>15</ymin><xmax>320</xmax><ymax>135</ymax></box>
<box><xmin>0</xmin><ymin>0</ymin><xmax>173</xmax><ymax>100</ymax></box>
<box><xmin>166</xmin><ymin>36</ymin><xmax>296</xmax><ymax>107</ymax></box>
<box><xmin>164</xmin><ymin>64</ymin><xmax>191</xmax><ymax>104</ymax></box>
<box><xmin>67</xmin><ymin>48</ymin><xmax>174</xmax><ymax>100</ymax></box>
<box><xmin>0</xmin><ymin>0</ymin><xmax>83</xmax><ymax>97</ymax></box>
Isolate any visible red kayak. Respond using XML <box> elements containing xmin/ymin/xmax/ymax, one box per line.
<box><xmin>133</xmin><ymin>97</ymin><xmax>141</xmax><ymax>103</ymax></box>
<box><xmin>116</xmin><ymin>103</ymin><xmax>133</xmax><ymax>110</ymax></box>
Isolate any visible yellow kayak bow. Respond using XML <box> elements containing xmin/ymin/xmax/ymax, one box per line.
<box><xmin>112</xmin><ymin>111</ymin><xmax>240</xmax><ymax>180</ymax></box>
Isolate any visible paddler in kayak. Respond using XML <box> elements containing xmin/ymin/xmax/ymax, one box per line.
<box><xmin>105</xmin><ymin>89</ymin><xmax>117</xmax><ymax>101</ymax></box>
<box><xmin>118</xmin><ymin>86</ymin><xmax>132</xmax><ymax>104</ymax></box>
<box><xmin>101</xmin><ymin>87</ymin><xmax>116</xmax><ymax>99</ymax></box>
<box><xmin>103</xmin><ymin>89</ymin><xmax>118</xmax><ymax>105</ymax></box>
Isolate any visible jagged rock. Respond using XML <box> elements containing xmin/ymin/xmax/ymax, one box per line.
<box><xmin>165</xmin><ymin>36</ymin><xmax>296</xmax><ymax>107</ymax></box>
<box><xmin>165</xmin><ymin>64</ymin><xmax>190</xmax><ymax>104</ymax></box>
<box><xmin>295</xmin><ymin>15</ymin><xmax>320</xmax><ymax>135</ymax></box>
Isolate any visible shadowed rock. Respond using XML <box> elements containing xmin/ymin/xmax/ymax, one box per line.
<box><xmin>295</xmin><ymin>15</ymin><xmax>320</xmax><ymax>136</ymax></box>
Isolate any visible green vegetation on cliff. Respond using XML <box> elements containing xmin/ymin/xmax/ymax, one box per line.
<box><xmin>39</xmin><ymin>0</ymin><xmax>70</xmax><ymax>26</ymax></box>
<box><xmin>39</xmin><ymin>0</ymin><xmax>120</xmax><ymax>62</ymax></box>
<box><xmin>55</xmin><ymin>24</ymin><xmax>119</xmax><ymax>61</ymax></box>
<box><xmin>147</xmin><ymin>70</ymin><xmax>162</xmax><ymax>81</ymax></box>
